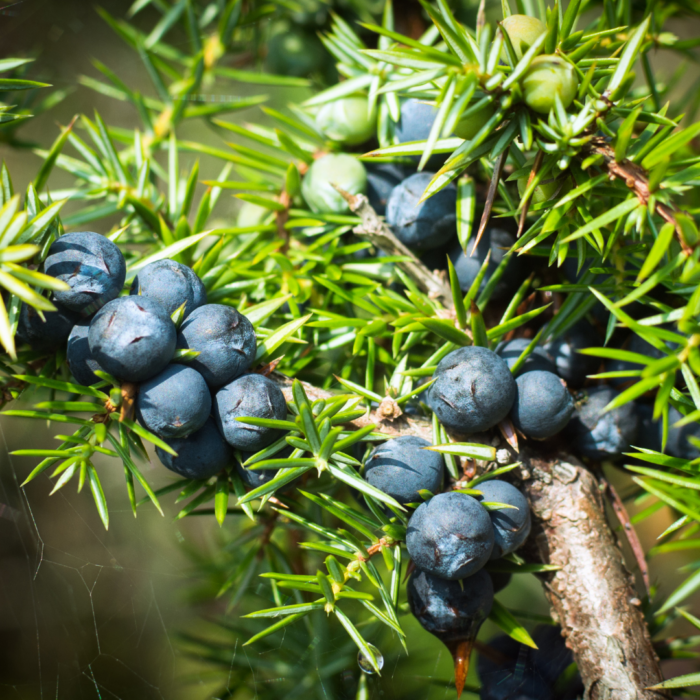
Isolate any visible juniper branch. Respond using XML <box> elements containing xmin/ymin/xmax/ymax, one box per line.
<box><xmin>270</xmin><ymin>369</ymin><xmax>669</xmax><ymax>699</ymax></box>
<box><xmin>585</xmin><ymin>139</ymin><xmax>691</xmax><ymax>253</ymax></box>
<box><xmin>332</xmin><ymin>186</ymin><xmax>455</xmax><ymax>308</ymax></box>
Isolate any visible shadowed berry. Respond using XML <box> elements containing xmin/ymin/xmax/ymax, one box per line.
<box><xmin>511</xmin><ymin>370</ymin><xmax>574</xmax><ymax>439</ymax></box>
<box><xmin>156</xmin><ymin>418</ymin><xmax>232</xmax><ymax>480</ymax></box>
<box><xmin>567</xmin><ymin>386</ymin><xmax>638</xmax><ymax>459</ymax></box>
<box><xmin>67</xmin><ymin>322</ymin><xmax>103</xmax><ymax>385</ymax></box>
<box><xmin>266</xmin><ymin>26</ymin><xmax>326</xmax><ymax>77</ymax></box>
<box><xmin>501</xmin><ymin>14</ymin><xmax>546</xmax><ymax>60</ymax></box>
<box><xmin>635</xmin><ymin>403</ymin><xmax>700</xmax><ymax>461</ymax></box>
<box><xmin>487</xmin><ymin>570</ymin><xmax>512</xmax><ymax>593</ymax></box>
<box><xmin>364</xmin><ymin>436</ymin><xmax>444</xmax><ymax>505</ymax></box>
<box><xmin>386</xmin><ymin>172</ymin><xmax>456</xmax><ymax>251</ymax></box>
<box><xmin>496</xmin><ymin>338</ymin><xmax>556</xmax><ymax>375</ymax></box>
<box><xmin>531</xmin><ymin>626</ymin><xmax>577</xmax><ymax>685</ymax></box>
<box><xmin>176</xmin><ymin>304</ymin><xmax>256</xmax><ymax>389</ymax></box>
<box><xmin>136</xmin><ymin>364</ymin><xmax>211</xmax><ymax>439</ymax></box>
<box><xmin>214</xmin><ymin>374</ymin><xmax>287</xmax><ymax>451</ymax></box>
<box><xmin>394</xmin><ymin>98</ymin><xmax>438</xmax><ymax>143</ymax></box>
<box><xmin>665</xmin><ymin>406</ymin><xmax>700</xmax><ymax>460</ymax></box>
<box><xmin>478</xmin><ymin>627</ymin><xmax>580</xmax><ymax>700</ymax></box>
<box><xmin>522</xmin><ymin>55</ymin><xmax>578</xmax><ymax>114</ymax></box>
<box><xmin>408</xmin><ymin>568</ymin><xmax>493</xmax><ymax>697</ymax></box>
<box><xmin>406</xmin><ymin>491</ymin><xmax>494</xmax><ymax>580</ymax></box>
<box><xmin>428</xmin><ymin>346</ymin><xmax>516</xmax><ymax>434</ymax></box>
<box><xmin>606</xmin><ymin>334</ymin><xmax>665</xmax><ymax>388</ymax></box>
<box><xmin>130</xmin><ymin>259</ymin><xmax>206</xmax><ymax>318</ymax></box>
<box><xmin>544</xmin><ymin>320</ymin><xmax>600</xmax><ymax>388</ymax></box>
<box><xmin>449</xmin><ymin>228</ymin><xmax>521</xmax><ymax>299</ymax></box>
<box><xmin>315</xmin><ymin>95</ymin><xmax>376</xmax><ymax>146</ymax></box>
<box><xmin>475</xmin><ymin>480</ymin><xmax>531</xmax><ymax>558</ymax></box>
<box><xmin>366</xmin><ymin>162</ymin><xmax>408</xmax><ymax>216</ymax></box>
<box><xmin>236</xmin><ymin>446</ymin><xmax>299</xmax><ymax>492</ymax></box>
<box><xmin>16</xmin><ymin>304</ymin><xmax>77</xmax><ymax>352</ymax></box>
<box><xmin>44</xmin><ymin>231</ymin><xmax>126</xmax><ymax>317</ymax></box>
<box><xmin>477</xmin><ymin>634</ymin><xmax>553</xmax><ymax>700</ymax></box>
<box><xmin>301</xmin><ymin>153</ymin><xmax>367</xmax><ymax>214</ymax></box>
<box><xmin>88</xmin><ymin>296</ymin><xmax>176</xmax><ymax>382</ymax></box>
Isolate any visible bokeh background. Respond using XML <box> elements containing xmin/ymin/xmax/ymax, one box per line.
<box><xmin>0</xmin><ymin>1</ymin><xmax>696</xmax><ymax>698</ymax></box>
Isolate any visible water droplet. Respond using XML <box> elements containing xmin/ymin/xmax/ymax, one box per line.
<box><xmin>357</xmin><ymin>644</ymin><xmax>384</xmax><ymax>674</ymax></box>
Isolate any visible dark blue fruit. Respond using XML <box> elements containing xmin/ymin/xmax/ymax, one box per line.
<box><xmin>214</xmin><ymin>374</ymin><xmax>287</xmax><ymax>451</ymax></box>
<box><xmin>567</xmin><ymin>386</ymin><xmax>638</xmax><ymax>459</ymax></box>
<box><xmin>130</xmin><ymin>258</ymin><xmax>206</xmax><ymax>318</ymax></box>
<box><xmin>487</xmin><ymin>570</ymin><xmax>511</xmax><ymax>593</ymax></box>
<box><xmin>406</xmin><ymin>491</ymin><xmax>494</xmax><ymax>580</ymax></box>
<box><xmin>665</xmin><ymin>406</ymin><xmax>700</xmax><ymax>460</ymax></box>
<box><xmin>176</xmin><ymin>304</ymin><xmax>256</xmax><ymax>388</ymax></box>
<box><xmin>394</xmin><ymin>98</ymin><xmax>438</xmax><ymax>144</ymax></box>
<box><xmin>366</xmin><ymin>162</ymin><xmax>408</xmax><ymax>216</ymax></box>
<box><xmin>477</xmin><ymin>634</ymin><xmax>553</xmax><ymax>700</ymax></box>
<box><xmin>156</xmin><ymin>418</ymin><xmax>232</xmax><ymax>480</ymax></box>
<box><xmin>511</xmin><ymin>370</ymin><xmax>574</xmax><ymax>439</ymax></box>
<box><xmin>136</xmin><ymin>364</ymin><xmax>211</xmax><ymax>439</ymax></box>
<box><xmin>605</xmin><ymin>334</ymin><xmax>665</xmax><ymax>388</ymax></box>
<box><xmin>88</xmin><ymin>296</ymin><xmax>176</xmax><ymax>382</ymax></box>
<box><xmin>16</xmin><ymin>304</ymin><xmax>76</xmax><ymax>352</ymax></box>
<box><xmin>386</xmin><ymin>172</ymin><xmax>456</xmax><ymax>251</ymax></box>
<box><xmin>364</xmin><ymin>436</ymin><xmax>444</xmax><ymax>505</ymax></box>
<box><xmin>474</xmin><ymin>480</ymin><xmax>531</xmax><ymax>558</ymax></box>
<box><xmin>478</xmin><ymin>627</ymin><xmax>579</xmax><ymax>700</ymax></box>
<box><xmin>449</xmin><ymin>228</ymin><xmax>521</xmax><ymax>299</ymax></box>
<box><xmin>544</xmin><ymin>320</ymin><xmax>600</xmax><ymax>388</ymax></box>
<box><xmin>531</xmin><ymin>626</ymin><xmax>576</xmax><ymax>685</ymax></box>
<box><xmin>44</xmin><ymin>231</ymin><xmax>126</xmax><ymax>317</ymax></box>
<box><xmin>428</xmin><ymin>346</ymin><xmax>516</xmax><ymax>434</ymax></box>
<box><xmin>408</xmin><ymin>568</ymin><xmax>493</xmax><ymax>696</ymax></box>
<box><xmin>635</xmin><ymin>404</ymin><xmax>700</xmax><ymax>461</ymax></box>
<box><xmin>67</xmin><ymin>322</ymin><xmax>102</xmax><ymax>385</ymax></box>
<box><xmin>496</xmin><ymin>338</ymin><xmax>556</xmax><ymax>375</ymax></box>
<box><xmin>236</xmin><ymin>446</ymin><xmax>298</xmax><ymax>492</ymax></box>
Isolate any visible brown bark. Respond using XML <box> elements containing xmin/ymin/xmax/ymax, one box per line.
<box><xmin>270</xmin><ymin>372</ymin><xmax>670</xmax><ymax>699</ymax></box>
<box><xmin>515</xmin><ymin>447</ymin><xmax>669</xmax><ymax>700</ymax></box>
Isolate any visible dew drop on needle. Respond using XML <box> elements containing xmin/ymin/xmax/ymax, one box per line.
<box><xmin>357</xmin><ymin>644</ymin><xmax>384</xmax><ymax>674</ymax></box>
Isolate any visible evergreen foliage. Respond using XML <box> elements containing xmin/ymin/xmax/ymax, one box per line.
<box><xmin>2</xmin><ymin>0</ymin><xmax>700</xmax><ymax>696</ymax></box>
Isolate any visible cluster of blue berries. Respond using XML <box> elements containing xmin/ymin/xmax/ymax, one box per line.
<box><xmin>17</xmin><ymin>231</ymin><xmax>292</xmax><ymax>486</ymax></box>
<box><xmin>363</xmin><ymin>432</ymin><xmax>531</xmax><ymax>685</ymax></box>
<box><xmin>303</xmin><ymin>96</ymin><xmax>527</xmax><ymax>300</ymax></box>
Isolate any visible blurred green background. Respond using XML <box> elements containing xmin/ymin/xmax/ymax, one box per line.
<box><xmin>0</xmin><ymin>1</ymin><xmax>696</xmax><ymax>698</ymax></box>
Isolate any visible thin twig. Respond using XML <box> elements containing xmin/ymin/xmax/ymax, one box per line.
<box><xmin>474</xmin><ymin>151</ymin><xmax>507</xmax><ymax>252</ymax></box>
<box><xmin>602</xmin><ymin>477</ymin><xmax>651</xmax><ymax>595</ymax></box>
<box><xmin>586</xmin><ymin>139</ymin><xmax>692</xmax><ymax>253</ymax></box>
<box><xmin>517</xmin><ymin>150</ymin><xmax>543</xmax><ymax>238</ymax></box>
<box><xmin>331</xmin><ymin>186</ymin><xmax>455</xmax><ymax>308</ymax></box>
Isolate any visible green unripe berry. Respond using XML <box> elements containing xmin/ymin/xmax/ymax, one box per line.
<box><xmin>501</xmin><ymin>14</ymin><xmax>546</xmax><ymax>61</ymax></box>
<box><xmin>517</xmin><ymin>175</ymin><xmax>566</xmax><ymax>204</ymax></box>
<box><xmin>522</xmin><ymin>55</ymin><xmax>578</xmax><ymax>114</ymax></box>
<box><xmin>301</xmin><ymin>153</ymin><xmax>367</xmax><ymax>214</ymax></box>
<box><xmin>266</xmin><ymin>26</ymin><xmax>326</xmax><ymax>77</ymax></box>
<box><xmin>316</xmin><ymin>96</ymin><xmax>377</xmax><ymax>146</ymax></box>
<box><xmin>453</xmin><ymin>105</ymin><xmax>496</xmax><ymax>140</ymax></box>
